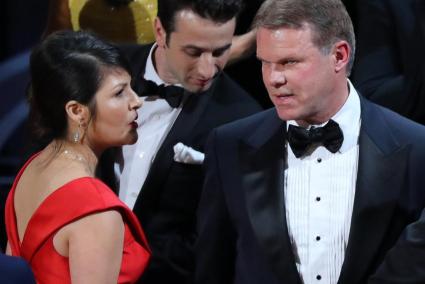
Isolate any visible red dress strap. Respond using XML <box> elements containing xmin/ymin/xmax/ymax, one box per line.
<box><xmin>5</xmin><ymin>153</ymin><xmax>40</xmax><ymax>257</ymax></box>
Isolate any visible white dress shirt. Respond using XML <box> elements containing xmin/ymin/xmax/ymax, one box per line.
<box><xmin>116</xmin><ymin>44</ymin><xmax>184</xmax><ymax>209</ymax></box>
<box><xmin>284</xmin><ymin>80</ymin><xmax>361</xmax><ymax>283</ymax></box>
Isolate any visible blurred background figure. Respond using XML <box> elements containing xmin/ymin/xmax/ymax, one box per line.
<box><xmin>44</xmin><ymin>0</ymin><xmax>157</xmax><ymax>44</ymax></box>
<box><xmin>5</xmin><ymin>31</ymin><xmax>150</xmax><ymax>283</ymax></box>
<box><xmin>353</xmin><ymin>0</ymin><xmax>425</xmax><ymax>124</ymax></box>
<box><xmin>225</xmin><ymin>0</ymin><xmax>270</xmax><ymax>108</ymax></box>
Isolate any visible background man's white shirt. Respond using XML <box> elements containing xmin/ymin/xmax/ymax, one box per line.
<box><xmin>116</xmin><ymin>44</ymin><xmax>183</xmax><ymax>209</ymax></box>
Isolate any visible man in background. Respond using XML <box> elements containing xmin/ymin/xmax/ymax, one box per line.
<box><xmin>99</xmin><ymin>0</ymin><xmax>262</xmax><ymax>283</ymax></box>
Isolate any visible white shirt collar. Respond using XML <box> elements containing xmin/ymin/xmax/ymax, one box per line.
<box><xmin>144</xmin><ymin>43</ymin><xmax>165</xmax><ymax>85</ymax></box>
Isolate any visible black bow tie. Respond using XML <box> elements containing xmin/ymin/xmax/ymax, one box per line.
<box><xmin>287</xmin><ymin>119</ymin><xmax>344</xmax><ymax>158</ymax></box>
<box><xmin>138</xmin><ymin>79</ymin><xmax>184</xmax><ymax>108</ymax></box>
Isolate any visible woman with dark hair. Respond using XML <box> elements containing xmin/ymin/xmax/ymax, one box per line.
<box><xmin>4</xmin><ymin>30</ymin><xmax>150</xmax><ymax>283</ymax></box>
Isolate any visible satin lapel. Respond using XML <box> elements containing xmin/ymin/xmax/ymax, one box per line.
<box><xmin>240</xmin><ymin>111</ymin><xmax>301</xmax><ymax>283</ymax></box>
<box><xmin>338</xmin><ymin>100</ymin><xmax>410</xmax><ymax>284</ymax></box>
<box><xmin>132</xmin><ymin>81</ymin><xmax>214</xmax><ymax>218</ymax></box>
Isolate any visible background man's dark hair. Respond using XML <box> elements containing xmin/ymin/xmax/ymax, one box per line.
<box><xmin>157</xmin><ymin>0</ymin><xmax>243</xmax><ymax>44</ymax></box>
<box><xmin>253</xmin><ymin>0</ymin><xmax>355</xmax><ymax>75</ymax></box>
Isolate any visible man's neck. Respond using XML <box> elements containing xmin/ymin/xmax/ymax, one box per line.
<box><xmin>295</xmin><ymin>78</ymin><xmax>350</xmax><ymax>127</ymax></box>
<box><xmin>153</xmin><ymin>44</ymin><xmax>179</xmax><ymax>85</ymax></box>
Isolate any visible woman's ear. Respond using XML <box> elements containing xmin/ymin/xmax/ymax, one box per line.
<box><xmin>65</xmin><ymin>100</ymin><xmax>88</xmax><ymax>125</ymax></box>
<box><xmin>65</xmin><ymin>100</ymin><xmax>91</xmax><ymax>131</ymax></box>
<box><xmin>65</xmin><ymin>100</ymin><xmax>90</xmax><ymax>142</ymax></box>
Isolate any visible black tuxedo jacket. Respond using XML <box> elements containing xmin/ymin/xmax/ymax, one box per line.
<box><xmin>353</xmin><ymin>0</ymin><xmax>425</xmax><ymax>123</ymax></box>
<box><xmin>196</xmin><ymin>97</ymin><xmax>425</xmax><ymax>284</ymax></box>
<box><xmin>99</xmin><ymin>44</ymin><xmax>262</xmax><ymax>283</ymax></box>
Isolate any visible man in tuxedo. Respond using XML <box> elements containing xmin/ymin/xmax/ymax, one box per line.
<box><xmin>100</xmin><ymin>0</ymin><xmax>262</xmax><ymax>283</ymax></box>
<box><xmin>195</xmin><ymin>0</ymin><xmax>425</xmax><ymax>283</ymax></box>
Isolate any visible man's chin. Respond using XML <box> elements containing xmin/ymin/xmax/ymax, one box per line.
<box><xmin>185</xmin><ymin>81</ymin><xmax>213</xmax><ymax>94</ymax></box>
<box><xmin>275</xmin><ymin>108</ymin><xmax>295</xmax><ymax>122</ymax></box>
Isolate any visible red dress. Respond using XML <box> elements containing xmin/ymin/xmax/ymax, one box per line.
<box><xmin>5</xmin><ymin>154</ymin><xmax>151</xmax><ymax>283</ymax></box>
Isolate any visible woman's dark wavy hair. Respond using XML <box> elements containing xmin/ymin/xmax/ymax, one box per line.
<box><xmin>28</xmin><ymin>30</ymin><xmax>132</xmax><ymax>144</ymax></box>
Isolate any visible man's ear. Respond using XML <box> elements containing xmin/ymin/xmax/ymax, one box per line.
<box><xmin>333</xmin><ymin>40</ymin><xmax>350</xmax><ymax>73</ymax></box>
<box><xmin>154</xmin><ymin>17</ymin><xmax>167</xmax><ymax>48</ymax></box>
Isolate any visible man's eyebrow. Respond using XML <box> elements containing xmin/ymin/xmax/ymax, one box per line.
<box><xmin>256</xmin><ymin>55</ymin><xmax>297</xmax><ymax>64</ymax></box>
<box><xmin>182</xmin><ymin>45</ymin><xmax>202</xmax><ymax>50</ymax></box>
<box><xmin>182</xmin><ymin>43</ymin><xmax>232</xmax><ymax>52</ymax></box>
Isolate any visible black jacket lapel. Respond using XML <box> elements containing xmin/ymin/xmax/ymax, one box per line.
<box><xmin>240</xmin><ymin>110</ymin><xmax>301</xmax><ymax>283</ymax></box>
<box><xmin>338</xmin><ymin>99</ymin><xmax>410</xmax><ymax>284</ymax></box>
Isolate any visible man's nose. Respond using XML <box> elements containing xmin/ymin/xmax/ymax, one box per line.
<box><xmin>268</xmin><ymin>64</ymin><xmax>287</xmax><ymax>86</ymax></box>
<box><xmin>197</xmin><ymin>54</ymin><xmax>216</xmax><ymax>79</ymax></box>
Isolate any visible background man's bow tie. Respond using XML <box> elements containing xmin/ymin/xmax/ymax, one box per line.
<box><xmin>138</xmin><ymin>79</ymin><xmax>184</xmax><ymax>108</ymax></box>
<box><xmin>287</xmin><ymin>119</ymin><xmax>344</xmax><ymax>158</ymax></box>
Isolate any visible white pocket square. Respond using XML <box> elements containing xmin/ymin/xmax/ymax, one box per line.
<box><xmin>173</xmin><ymin>142</ymin><xmax>205</xmax><ymax>164</ymax></box>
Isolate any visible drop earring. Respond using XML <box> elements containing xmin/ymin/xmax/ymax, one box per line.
<box><xmin>73</xmin><ymin>123</ymin><xmax>81</xmax><ymax>143</ymax></box>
